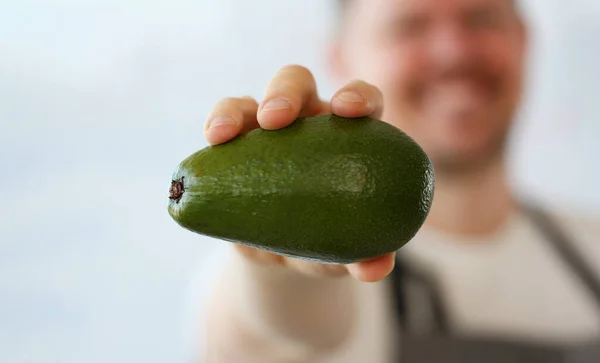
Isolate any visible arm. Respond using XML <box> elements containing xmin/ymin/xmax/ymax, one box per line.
<box><xmin>202</xmin><ymin>248</ymin><xmax>398</xmax><ymax>363</ymax></box>
<box><xmin>204</xmin><ymin>249</ymin><xmax>358</xmax><ymax>362</ymax></box>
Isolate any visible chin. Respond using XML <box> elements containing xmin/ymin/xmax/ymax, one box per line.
<box><xmin>427</xmin><ymin>142</ymin><xmax>505</xmax><ymax>173</ymax></box>
<box><xmin>384</xmin><ymin>109</ymin><xmax>510</xmax><ymax>171</ymax></box>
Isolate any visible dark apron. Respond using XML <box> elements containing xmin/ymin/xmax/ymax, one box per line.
<box><xmin>389</xmin><ymin>203</ymin><xmax>600</xmax><ymax>363</ymax></box>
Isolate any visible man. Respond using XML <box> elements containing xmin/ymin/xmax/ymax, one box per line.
<box><xmin>196</xmin><ymin>0</ymin><xmax>600</xmax><ymax>362</ymax></box>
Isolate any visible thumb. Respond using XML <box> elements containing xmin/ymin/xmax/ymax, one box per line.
<box><xmin>346</xmin><ymin>252</ymin><xmax>396</xmax><ymax>282</ymax></box>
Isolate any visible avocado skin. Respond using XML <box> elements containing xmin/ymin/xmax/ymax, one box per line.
<box><xmin>168</xmin><ymin>114</ymin><xmax>435</xmax><ymax>264</ymax></box>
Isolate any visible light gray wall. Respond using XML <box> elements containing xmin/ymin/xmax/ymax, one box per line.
<box><xmin>0</xmin><ymin>0</ymin><xmax>598</xmax><ymax>362</ymax></box>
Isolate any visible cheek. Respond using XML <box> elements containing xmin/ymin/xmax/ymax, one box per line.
<box><xmin>353</xmin><ymin>43</ymin><xmax>419</xmax><ymax>89</ymax></box>
<box><xmin>481</xmin><ymin>42</ymin><xmax>526</xmax><ymax>132</ymax></box>
<box><xmin>375</xmin><ymin>51</ymin><xmax>427</xmax><ymax>133</ymax></box>
<box><xmin>484</xmin><ymin>40</ymin><xmax>525</xmax><ymax>90</ymax></box>
<box><xmin>380</xmin><ymin>49</ymin><xmax>423</xmax><ymax>87</ymax></box>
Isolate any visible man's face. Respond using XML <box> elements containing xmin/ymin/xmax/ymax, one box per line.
<box><xmin>334</xmin><ymin>0</ymin><xmax>527</xmax><ymax>171</ymax></box>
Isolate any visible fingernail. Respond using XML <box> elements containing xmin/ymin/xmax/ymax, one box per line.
<box><xmin>207</xmin><ymin>115</ymin><xmax>236</xmax><ymax>129</ymax></box>
<box><xmin>262</xmin><ymin>97</ymin><xmax>292</xmax><ymax>111</ymax></box>
<box><xmin>337</xmin><ymin>90</ymin><xmax>364</xmax><ymax>103</ymax></box>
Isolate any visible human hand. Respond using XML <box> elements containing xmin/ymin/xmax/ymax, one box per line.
<box><xmin>203</xmin><ymin>65</ymin><xmax>394</xmax><ymax>283</ymax></box>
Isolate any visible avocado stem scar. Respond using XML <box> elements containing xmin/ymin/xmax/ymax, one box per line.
<box><xmin>169</xmin><ymin>176</ymin><xmax>185</xmax><ymax>203</ymax></box>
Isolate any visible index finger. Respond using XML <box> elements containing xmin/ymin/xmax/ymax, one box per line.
<box><xmin>330</xmin><ymin>80</ymin><xmax>384</xmax><ymax>120</ymax></box>
<box><xmin>257</xmin><ymin>65</ymin><xmax>329</xmax><ymax>130</ymax></box>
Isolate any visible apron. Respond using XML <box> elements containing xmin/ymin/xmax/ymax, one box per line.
<box><xmin>388</xmin><ymin>203</ymin><xmax>600</xmax><ymax>363</ymax></box>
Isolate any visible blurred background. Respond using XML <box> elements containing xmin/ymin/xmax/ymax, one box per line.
<box><xmin>0</xmin><ymin>0</ymin><xmax>599</xmax><ymax>362</ymax></box>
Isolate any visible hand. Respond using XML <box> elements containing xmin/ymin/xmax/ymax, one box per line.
<box><xmin>203</xmin><ymin>65</ymin><xmax>394</xmax><ymax>283</ymax></box>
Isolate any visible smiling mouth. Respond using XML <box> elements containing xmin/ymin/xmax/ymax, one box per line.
<box><xmin>420</xmin><ymin>78</ymin><xmax>494</xmax><ymax>120</ymax></box>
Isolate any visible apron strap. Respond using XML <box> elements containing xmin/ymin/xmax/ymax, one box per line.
<box><xmin>389</xmin><ymin>255</ymin><xmax>450</xmax><ymax>335</ymax></box>
<box><xmin>388</xmin><ymin>201</ymin><xmax>600</xmax><ymax>336</ymax></box>
<box><xmin>521</xmin><ymin>203</ymin><xmax>600</xmax><ymax>311</ymax></box>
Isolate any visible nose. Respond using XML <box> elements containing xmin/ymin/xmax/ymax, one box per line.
<box><xmin>428</xmin><ymin>25</ymin><xmax>477</xmax><ymax>68</ymax></box>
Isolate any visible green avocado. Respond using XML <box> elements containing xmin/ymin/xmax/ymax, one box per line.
<box><xmin>167</xmin><ymin>114</ymin><xmax>435</xmax><ymax>264</ymax></box>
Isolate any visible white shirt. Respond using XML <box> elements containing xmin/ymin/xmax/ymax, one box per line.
<box><xmin>189</xmin><ymin>207</ymin><xmax>600</xmax><ymax>363</ymax></box>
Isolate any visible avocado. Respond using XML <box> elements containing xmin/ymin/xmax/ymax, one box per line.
<box><xmin>167</xmin><ymin>114</ymin><xmax>435</xmax><ymax>264</ymax></box>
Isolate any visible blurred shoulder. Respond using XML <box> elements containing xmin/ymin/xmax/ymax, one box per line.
<box><xmin>548</xmin><ymin>205</ymin><xmax>600</xmax><ymax>240</ymax></box>
<box><xmin>542</xmin><ymin>203</ymin><xmax>600</xmax><ymax>271</ymax></box>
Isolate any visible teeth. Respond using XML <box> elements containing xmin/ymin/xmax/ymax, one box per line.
<box><xmin>423</xmin><ymin>81</ymin><xmax>485</xmax><ymax>119</ymax></box>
